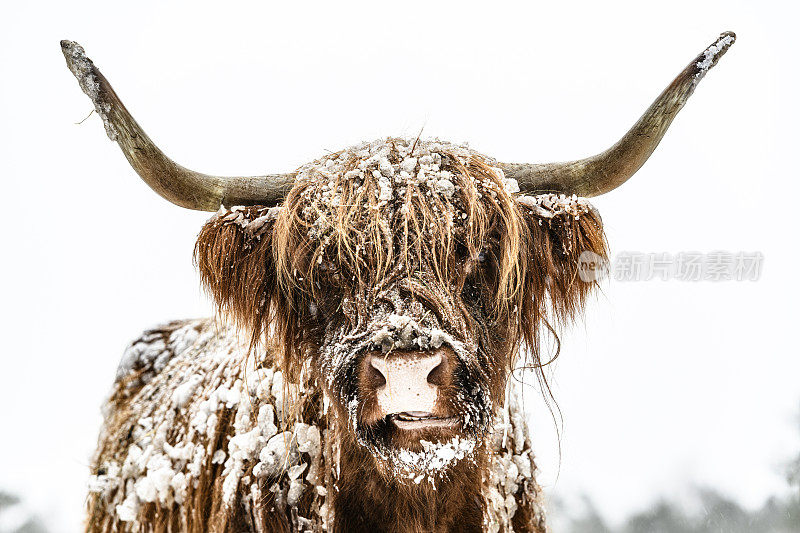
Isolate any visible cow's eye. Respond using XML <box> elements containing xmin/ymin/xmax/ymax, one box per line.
<box><xmin>455</xmin><ymin>243</ymin><xmax>470</xmax><ymax>262</ymax></box>
<box><xmin>462</xmin><ymin>279</ymin><xmax>481</xmax><ymax>306</ymax></box>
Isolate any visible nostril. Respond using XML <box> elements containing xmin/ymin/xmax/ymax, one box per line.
<box><xmin>427</xmin><ymin>359</ymin><xmax>447</xmax><ymax>387</ymax></box>
<box><xmin>367</xmin><ymin>356</ymin><xmax>387</xmax><ymax>388</ymax></box>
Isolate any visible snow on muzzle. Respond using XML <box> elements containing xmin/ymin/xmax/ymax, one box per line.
<box><xmin>321</xmin><ymin>309</ymin><xmax>491</xmax><ymax>439</ymax></box>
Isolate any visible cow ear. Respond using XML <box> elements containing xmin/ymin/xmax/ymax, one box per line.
<box><xmin>194</xmin><ymin>206</ymin><xmax>281</xmax><ymax>346</ymax></box>
<box><xmin>519</xmin><ymin>195</ymin><xmax>608</xmax><ymax>327</ymax></box>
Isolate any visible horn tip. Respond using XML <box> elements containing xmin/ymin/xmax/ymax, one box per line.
<box><xmin>60</xmin><ymin>40</ymin><xmax>87</xmax><ymax>66</ymax></box>
<box><xmin>60</xmin><ymin>39</ymin><xmax>95</xmax><ymax>94</ymax></box>
<box><xmin>61</xmin><ymin>40</ymin><xmax>119</xmax><ymax>142</ymax></box>
<box><xmin>693</xmin><ymin>31</ymin><xmax>737</xmax><ymax>84</ymax></box>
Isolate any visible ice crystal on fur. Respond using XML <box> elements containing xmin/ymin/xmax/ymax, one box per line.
<box><xmin>86</xmin><ymin>319</ymin><xmax>548</xmax><ymax>531</ymax></box>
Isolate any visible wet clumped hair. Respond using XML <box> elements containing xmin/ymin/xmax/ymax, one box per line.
<box><xmin>196</xmin><ymin>137</ymin><xmax>607</xmax><ymax>414</ymax></box>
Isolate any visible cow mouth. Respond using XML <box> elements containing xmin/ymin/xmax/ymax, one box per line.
<box><xmin>389</xmin><ymin>412</ymin><xmax>459</xmax><ymax>430</ymax></box>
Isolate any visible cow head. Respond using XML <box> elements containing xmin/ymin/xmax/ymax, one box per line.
<box><xmin>62</xmin><ymin>32</ymin><xmax>735</xmax><ymax>484</ymax></box>
<box><xmin>193</xmin><ymin>139</ymin><xmax>606</xmax><ymax>482</ymax></box>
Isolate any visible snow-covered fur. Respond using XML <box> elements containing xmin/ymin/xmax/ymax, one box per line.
<box><xmin>86</xmin><ymin>319</ymin><xmax>546</xmax><ymax>532</ymax></box>
<box><xmin>87</xmin><ymin>138</ymin><xmax>607</xmax><ymax>532</ymax></box>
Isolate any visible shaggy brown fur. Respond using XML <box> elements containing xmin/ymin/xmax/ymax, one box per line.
<box><xmin>192</xmin><ymin>143</ymin><xmax>606</xmax><ymax>531</ymax></box>
<box><xmin>87</xmin><ymin>140</ymin><xmax>606</xmax><ymax>532</ymax></box>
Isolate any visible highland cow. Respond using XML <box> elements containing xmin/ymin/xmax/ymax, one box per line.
<box><xmin>62</xmin><ymin>32</ymin><xmax>735</xmax><ymax>533</ymax></box>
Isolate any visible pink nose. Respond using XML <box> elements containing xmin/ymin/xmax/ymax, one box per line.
<box><xmin>369</xmin><ymin>352</ymin><xmax>443</xmax><ymax>415</ymax></box>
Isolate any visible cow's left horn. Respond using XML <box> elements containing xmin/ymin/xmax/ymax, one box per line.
<box><xmin>501</xmin><ymin>31</ymin><xmax>736</xmax><ymax>197</ymax></box>
<box><xmin>61</xmin><ymin>40</ymin><xmax>295</xmax><ymax>211</ymax></box>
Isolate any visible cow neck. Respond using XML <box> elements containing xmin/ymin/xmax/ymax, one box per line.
<box><xmin>329</xmin><ymin>424</ymin><xmax>486</xmax><ymax>533</ymax></box>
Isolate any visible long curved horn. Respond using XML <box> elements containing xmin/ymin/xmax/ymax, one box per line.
<box><xmin>501</xmin><ymin>31</ymin><xmax>736</xmax><ymax>197</ymax></box>
<box><xmin>61</xmin><ymin>41</ymin><xmax>295</xmax><ymax>211</ymax></box>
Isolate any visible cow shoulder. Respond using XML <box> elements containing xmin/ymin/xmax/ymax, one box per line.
<box><xmin>86</xmin><ymin>318</ymin><xmax>323</xmax><ymax>532</ymax></box>
<box><xmin>112</xmin><ymin>319</ymin><xmax>207</xmax><ymax>399</ymax></box>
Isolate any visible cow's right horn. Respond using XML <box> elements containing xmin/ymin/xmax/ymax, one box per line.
<box><xmin>500</xmin><ymin>31</ymin><xmax>736</xmax><ymax>197</ymax></box>
<box><xmin>61</xmin><ymin>40</ymin><xmax>295</xmax><ymax>211</ymax></box>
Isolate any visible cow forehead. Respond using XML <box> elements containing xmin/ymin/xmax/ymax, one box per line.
<box><xmin>290</xmin><ymin>137</ymin><xmax>520</xmax><ymax>220</ymax></box>
<box><xmin>277</xmin><ymin>137</ymin><xmax>523</xmax><ymax>290</ymax></box>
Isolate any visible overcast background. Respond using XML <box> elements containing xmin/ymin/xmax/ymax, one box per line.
<box><xmin>1</xmin><ymin>0</ymin><xmax>798</xmax><ymax>531</ymax></box>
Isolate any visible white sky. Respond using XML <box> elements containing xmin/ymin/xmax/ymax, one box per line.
<box><xmin>1</xmin><ymin>1</ymin><xmax>798</xmax><ymax>530</ymax></box>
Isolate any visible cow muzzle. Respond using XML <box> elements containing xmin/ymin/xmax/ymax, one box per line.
<box><xmin>363</xmin><ymin>348</ymin><xmax>459</xmax><ymax>430</ymax></box>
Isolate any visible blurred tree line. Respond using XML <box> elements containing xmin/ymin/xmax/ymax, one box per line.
<box><xmin>556</xmin><ymin>488</ymin><xmax>799</xmax><ymax>533</ymax></box>
<box><xmin>555</xmin><ymin>410</ymin><xmax>800</xmax><ymax>533</ymax></box>
<box><xmin>0</xmin><ymin>493</ymin><xmax>46</xmax><ymax>533</ymax></box>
